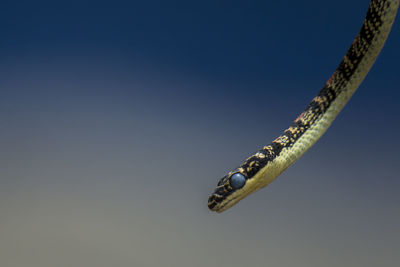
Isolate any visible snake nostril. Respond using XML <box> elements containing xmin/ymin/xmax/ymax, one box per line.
<box><xmin>215</xmin><ymin>187</ymin><xmax>225</xmax><ymax>195</ymax></box>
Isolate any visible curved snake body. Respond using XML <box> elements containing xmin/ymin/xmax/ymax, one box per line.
<box><xmin>208</xmin><ymin>0</ymin><xmax>399</xmax><ymax>213</ymax></box>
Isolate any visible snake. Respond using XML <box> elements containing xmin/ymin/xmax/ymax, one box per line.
<box><xmin>208</xmin><ymin>0</ymin><xmax>399</xmax><ymax>213</ymax></box>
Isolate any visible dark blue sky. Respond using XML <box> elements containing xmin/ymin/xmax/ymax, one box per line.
<box><xmin>3</xmin><ymin>0</ymin><xmax>399</xmax><ymax>84</ymax></box>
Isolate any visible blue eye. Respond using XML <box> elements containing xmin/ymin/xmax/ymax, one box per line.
<box><xmin>230</xmin><ymin>173</ymin><xmax>246</xmax><ymax>189</ymax></box>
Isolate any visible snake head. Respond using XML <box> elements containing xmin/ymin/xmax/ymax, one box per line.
<box><xmin>208</xmin><ymin>170</ymin><xmax>249</xmax><ymax>213</ymax></box>
<box><xmin>208</xmin><ymin>149</ymin><xmax>279</xmax><ymax>212</ymax></box>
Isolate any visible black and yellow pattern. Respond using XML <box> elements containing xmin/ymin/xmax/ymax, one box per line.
<box><xmin>208</xmin><ymin>0</ymin><xmax>399</xmax><ymax>212</ymax></box>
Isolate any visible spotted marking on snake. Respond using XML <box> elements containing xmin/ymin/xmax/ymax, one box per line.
<box><xmin>208</xmin><ymin>0</ymin><xmax>399</xmax><ymax>213</ymax></box>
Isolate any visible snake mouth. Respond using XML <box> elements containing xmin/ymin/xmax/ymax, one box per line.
<box><xmin>207</xmin><ymin>194</ymin><xmax>221</xmax><ymax>211</ymax></box>
<box><xmin>207</xmin><ymin>192</ymin><xmax>243</xmax><ymax>213</ymax></box>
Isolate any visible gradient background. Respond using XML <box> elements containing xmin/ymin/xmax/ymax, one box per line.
<box><xmin>1</xmin><ymin>1</ymin><xmax>400</xmax><ymax>266</ymax></box>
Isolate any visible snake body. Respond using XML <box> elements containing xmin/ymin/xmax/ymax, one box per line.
<box><xmin>208</xmin><ymin>0</ymin><xmax>399</xmax><ymax>213</ymax></box>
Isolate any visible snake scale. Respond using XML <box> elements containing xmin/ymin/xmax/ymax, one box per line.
<box><xmin>208</xmin><ymin>0</ymin><xmax>399</xmax><ymax>213</ymax></box>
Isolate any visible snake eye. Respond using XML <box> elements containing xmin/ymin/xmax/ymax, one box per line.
<box><xmin>230</xmin><ymin>173</ymin><xmax>246</xmax><ymax>189</ymax></box>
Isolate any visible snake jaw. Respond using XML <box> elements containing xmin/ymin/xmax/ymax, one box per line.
<box><xmin>208</xmin><ymin>192</ymin><xmax>245</xmax><ymax>213</ymax></box>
